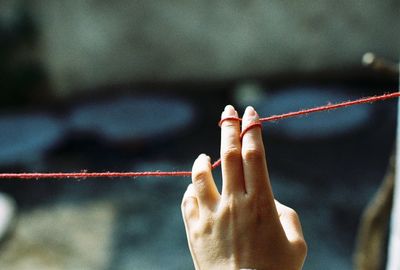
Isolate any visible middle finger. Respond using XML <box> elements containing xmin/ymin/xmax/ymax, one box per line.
<box><xmin>220</xmin><ymin>105</ymin><xmax>245</xmax><ymax>196</ymax></box>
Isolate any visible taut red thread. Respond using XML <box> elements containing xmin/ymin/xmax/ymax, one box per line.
<box><xmin>1</xmin><ymin>91</ymin><xmax>399</xmax><ymax>179</ymax></box>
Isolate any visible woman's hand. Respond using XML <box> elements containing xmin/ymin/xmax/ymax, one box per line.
<box><xmin>181</xmin><ymin>105</ymin><xmax>307</xmax><ymax>270</ymax></box>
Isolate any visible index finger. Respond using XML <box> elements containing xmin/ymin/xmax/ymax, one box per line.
<box><xmin>241</xmin><ymin>106</ymin><xmax>275</xmax><ymax>204</ymax></box>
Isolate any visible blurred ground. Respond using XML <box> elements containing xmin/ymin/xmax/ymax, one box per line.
<box><xmin>0</xmin><ymin>81</ymin><xmax>397</xmax><ymax>269</ymax></box>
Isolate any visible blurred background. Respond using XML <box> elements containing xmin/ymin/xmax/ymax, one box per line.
<box><xmin>0</xmin><ymin>1</ymin><xmax>399</xmax><ymax>269</ymax></box>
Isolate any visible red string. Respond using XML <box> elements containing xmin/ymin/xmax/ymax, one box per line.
<box><xmin>1</xmin><ymin>91</ymin><xmax>399</xmax><ymax>180</ymax></box>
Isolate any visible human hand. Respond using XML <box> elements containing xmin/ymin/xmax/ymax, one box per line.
<box><xmin>181</xmin><ymin>105</ymin><xmax>307</xmax><ymax>270</ymax></box>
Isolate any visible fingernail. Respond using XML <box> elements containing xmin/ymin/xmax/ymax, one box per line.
<box><xmin>245</xmin><ymin>106</ymin><xmax>257</xmax><ymax>117</ymax></box>
<box><xmin>199</xmin><ymin>153</ymin><xmax>211</xmax><ymax>162</ymax></box>
<box><xmin>224</xmin><ymin>105</ymin><xmax>237</xmax><ymax>117</ymax></box>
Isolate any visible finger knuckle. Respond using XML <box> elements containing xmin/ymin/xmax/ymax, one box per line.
<box><xmin>243</xmin><ymin>147</ymin><xmax>263</xmax><ymax>162</ymax></box>
<box><xmin>285</xmin><ymin>207</ymin><xmax>299</xmax><ymax>219</ymax></box>
<box><xmin>222</xmin><ymin>147</ymin><xmax>241</xmax><ymax>163</ymax></box>
<box><xmin>192</xmin><ymin>170</ymin><xmax>209</xmax><ymax>187</ymax></box>
<box><xmin>190</xmin><ymin>217</ymin><xmax>214</xmax><ymax>238</ymax></box>
<box><xmin>293</xmin><ymin>238</ymin><xmax>308</xmax><ymax>257</ymax></box>
<box><xmin>181</xmin><ymin>197</ymin><xmax>194</xmax><ymax>210</ymax></box>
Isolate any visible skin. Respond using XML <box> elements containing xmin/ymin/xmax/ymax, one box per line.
<box><xmin>181</xmin><ymin>105</ymin><xmax>307</xmax><ymax>270</ymax></box>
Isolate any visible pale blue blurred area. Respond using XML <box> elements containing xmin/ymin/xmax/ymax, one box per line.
<box><xmin>68</xmin><ymin>95</ymin><xmax>195</xmax><ymax>142</ymax></box>
<box><xmin>0</xmin><ymin>113</ymin><xmax>64</xmax><ymax>166</ymax></box>
<box><xmin>256</xmin><ymin>87</ymin><xmax>373</xmax><ymax>139</ymax></box>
